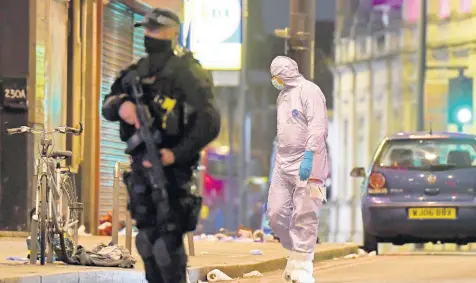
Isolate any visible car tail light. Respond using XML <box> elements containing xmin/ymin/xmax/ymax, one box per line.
<box><xmin>368</xmin><ymin>172</ymin><xmax>388</xmax><ymax>194</ymax></box>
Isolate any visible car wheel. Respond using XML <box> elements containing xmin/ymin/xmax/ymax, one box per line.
<box><xmin>363</xmin><ymin>230</ymin><xmax>378</xmax><ymax>254</ymax></box>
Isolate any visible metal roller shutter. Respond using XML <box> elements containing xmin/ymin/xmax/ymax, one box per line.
<box><xmin>99</xmin><ymin>1</ymin><xmax>134</xmax><ymax>222</ymax></box>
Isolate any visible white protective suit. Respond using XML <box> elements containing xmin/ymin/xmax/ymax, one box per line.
<box><xmin>267</xmin><ymin>56</ymin><xmax>329</xmax><ymax>282</ymax></box>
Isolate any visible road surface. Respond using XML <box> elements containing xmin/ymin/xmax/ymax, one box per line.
<box><xmin>236</xmin><ymin>254</ymin><xmax>476</xmax><ymax>282</ymax></box>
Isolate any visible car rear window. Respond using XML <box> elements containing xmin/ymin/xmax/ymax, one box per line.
<box><xmin>375</xmin><ymin>138</ymin><xmax>476</xmax><ymax>170</ymax></box>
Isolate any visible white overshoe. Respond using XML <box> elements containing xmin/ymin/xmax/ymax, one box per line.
<box><xmin>290</xmin><ymin>260</ymin><xmax>315</xmax><ymax>283</ymax></box>
<box><xmin>282</xmin><ymin>258</ymin><xmax>296</xmax><ymax>281</ymax></box>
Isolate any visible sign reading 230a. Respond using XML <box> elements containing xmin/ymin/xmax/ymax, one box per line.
<box><xmin>4</xmin><ymin>88</ymin><xmax>26</xmax><ymax>99</ymax></box>
<box><xmin>1</xmin><ymin>77</ymin><xmax>28</xmax><ymax>110</ymax></box>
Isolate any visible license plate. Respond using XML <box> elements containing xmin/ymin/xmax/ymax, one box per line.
<box><xmin>408</xmin><ymin>207</ymin><xmax>456</xmax><ymax>220</ymax></box>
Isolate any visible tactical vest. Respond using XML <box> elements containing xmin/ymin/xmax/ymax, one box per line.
<box><xmin>120</xmin><ymin>46</ymin><xmax>195</xmax><ymax>143</ymax></box>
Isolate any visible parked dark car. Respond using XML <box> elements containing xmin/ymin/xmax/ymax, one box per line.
<box><xmin>351</xmin><ymin>132</ymin><xmax>476</xmax><ymax>253</ymax></box>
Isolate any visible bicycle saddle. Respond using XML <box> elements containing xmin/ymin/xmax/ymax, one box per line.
<box><xmin>48</xmin><ymin>150</ymin><xmax>73</xmax><ymax>159</ymax></box>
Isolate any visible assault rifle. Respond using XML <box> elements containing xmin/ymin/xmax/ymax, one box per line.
<box><xmin>121</xmin><ymin>64</ymin><xmax>169</xmax><ymax>225</ymax></box>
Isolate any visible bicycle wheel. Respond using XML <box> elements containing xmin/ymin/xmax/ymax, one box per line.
<box><xmin>50</xmin><ymin>193</ymin><xmax>71</xmax><ymax>264</ymax></box>
<box><xmin>61</xmin><ymin>174</ymin><xmax>81</xmax><ymax>252</ymax></box>
<box><xmin>39</xmin><ymin>175</ymin><xmax>48</xmax><ymax>265</ymax></box>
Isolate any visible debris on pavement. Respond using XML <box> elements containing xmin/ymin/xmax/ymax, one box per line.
<box><xmin>357</xmin><ymin>248</ymin><xmax>368</xmax><ymax>256</ymax></box>
<box><xmin>207</xmin><ymin>269</ymin><xmax>233</xmax><ymax>281</ymax></box>
<box><xmin>6</xmin><ymin>256</ymin><xmax>29</xmax><ymax>262</ymax></box>
<box><xmin>98</xmin><ymin>212</ymin><xmax>113</xmax><ymax>236</ymax></box>
<box><xmin>252</xmin><ymin>230</ymin><xmax>264</xmax><ymax>242</ymax></box>
<box><xmin>78</xmin><ymin>225</ymin><xmax>92</xmax><ymax>236</ymax></box>
<box><xmin>250</xmin><ymin>249</ymin><xmax>263</xmax><ymax>255</ymax></box>
<box><xmin>98</xmin><ymin>212</ymin><xmax>138</xmax><ymax>237</ymax></box>
<box><xmin>342</xmin><ymin>249</ymin><xmax>377</xmax><ymax>259</ymax></box>
<box><xmin>251</xmin><ymin>230</ymin><xmax>277</xmax><ymax>243</ymax></box>
<box><xmin>68</xmin><ymin>242</ymin><xmax>136</xmax><ymax>268</ymax></box>
<box><xmin>243</xmin><ymin>270</ymin><xmax>263</xmax><ymax>278</ymax></box>
<box><xmin>263</xmin><ymin>234</ymin><xmax>275</xmax><ymax>242</ymax></box>
<box><xmin>237</xmin><ymin>228</ymin><xmax>253</xmax><ymax>239</ymax></box>
<box><xmin>214</xmin><ymin>233</ymin><xmax>227</xmax><ymax>240</ymax></box>
<box><xmin>343</xmin><ymin>253</ymin><xmax>358</xmax><ymax>259</ymax></box>
<box><xmin>98</xmin><ymin>221</ymin><xmax>112</xmax><ymax>236</ymax></box>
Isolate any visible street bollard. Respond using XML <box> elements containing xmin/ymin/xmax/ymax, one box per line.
<box><xmin>112</xmin><ymin>162</ymin><xmax>133</xmax><ymax>253</ymax></box>
<box><xmin>187</xmin><ymin>232</ymin><xmax>195</xmax><ymax>256</ymax></box>
<box><xmin>29</xmin><ymin>220</ymin><xmax>38</xmax><ymax>264</ymax></box>
<box><xmin>186</xmin><ymin>165</ymin><xmax>205</xmax><ymax>256</ymax></box>
<box><xmin>29</xmin><ymin>161</ymin><xmax>39</xmax><ymax>264</ymax></box>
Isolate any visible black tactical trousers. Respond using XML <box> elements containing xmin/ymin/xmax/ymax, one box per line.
<box><xmin>124</xmin><ymin>167</ymin><xmax>200</xmax><ymax>283</ymax></box>
<box><xmin>137</xmin><ymin>228</ymin><xmax>187</xmax><ymax>283</ymax></box>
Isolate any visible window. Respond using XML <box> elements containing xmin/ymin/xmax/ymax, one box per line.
<box><xmin>439</xmin><ymin>0</ymin><xmax>450</xmax><ymax>19</ymax></box>
<box><xmin>358</xmin><ymin>37</ymin><xmax>367</xmax><ymax>54</ymax></box>
<box><xmin>376</xmin><ymin>34</ymin><xmax>386</xmax><ymax>51</ymax></box>
<box><xmin>376</xmin><ymin>138</ymin><xmax>476</xmax><ymax>170</ymax></box>
<box><xmin>404</xmin><ymin>0</ymin><xmax>420</xmax><ymax>23</ymax></box>
<box><xmin>460</xmin><ymin>0</ymin><xmax>472</xmax><ymax>14</ymax></box>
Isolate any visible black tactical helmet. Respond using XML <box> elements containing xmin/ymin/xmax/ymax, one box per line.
<box><xmin>134</xmin><ymin>8</ymin><xmax>181</xmax><ymax>30</ymax></box>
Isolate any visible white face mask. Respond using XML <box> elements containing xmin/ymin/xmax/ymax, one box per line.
<box><xmin>271</xmin><ymin>78</ymin><xmax>284</xmax><ymax>90</ymax></box>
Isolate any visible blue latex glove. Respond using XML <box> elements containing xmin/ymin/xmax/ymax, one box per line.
<box><xmin>299</xmin><ymin>151</ymin><xmax>314</xmax><ymax>181</ymax></box>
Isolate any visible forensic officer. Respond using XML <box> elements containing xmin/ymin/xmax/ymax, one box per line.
<box><xmin>267</xmin><ymin>56</ymin><xmax>329</xmax><ymax>283</ymax></box>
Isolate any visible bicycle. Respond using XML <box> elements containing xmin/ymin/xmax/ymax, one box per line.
<box><xmin>6</xmin><ymin>123</ymin><xmax>84</xmax><ymax>265</ymax></box>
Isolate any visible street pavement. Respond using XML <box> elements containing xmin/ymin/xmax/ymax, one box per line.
<box><xmin>0</xmin><ymin>236</ymin><xmax>357</xmax><ymax>282</ymax></box>
<box><xmin>237</xmin><ymin>252</ymin><xmax>476</xmax><ymax>283</ymax></box>
<box><xmin>4</xmin><ymin>234</ymin><xmax>473</xmax><ymax>282</ymax></box>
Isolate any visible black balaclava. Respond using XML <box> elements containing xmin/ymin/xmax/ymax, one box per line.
<box><xmin>144</xmin><ymin>35</ymin><xmax>173</xmax><ymax>54</ymax></box>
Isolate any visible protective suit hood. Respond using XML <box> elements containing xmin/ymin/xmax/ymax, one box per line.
<box><xmin>270</xmin><ymin>56</ymin><xmax>305</xmax><ymax>88</ymax></box>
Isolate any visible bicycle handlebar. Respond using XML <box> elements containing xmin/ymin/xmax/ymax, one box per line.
<box><xmin>55</xmin><ymin>122</ymin><xmax>83</xmax><ymax>136</ymax></box>
<box><xmin>5</xmin><ymin>122</ymin><xmax>84</xmax><ymax>136</ymax></box>
<box><xmin>5</xmin><ymin>126</ymin><xmax>30</xmax><ymax>135</ymax></box>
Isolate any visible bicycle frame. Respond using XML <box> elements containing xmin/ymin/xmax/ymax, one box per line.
<box><xmin>32</xmin><ymin>132</ymin><xmax>71</xmax><ymax>264</ymax></box>
<box><xmin>34</xmin><ymin>147</ymin><xmax>77</xmax><ymax>230</ymax></box>
<box><xmin>32</xmin><ymin>133</ymin><xmax>67</xmax><ymax>226</ymax></box>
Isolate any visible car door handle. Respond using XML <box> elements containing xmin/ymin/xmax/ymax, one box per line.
<box><xmin>424</xmin><ymin>188</ymin><xmax>440</xmax><ymax>195</ymax></box>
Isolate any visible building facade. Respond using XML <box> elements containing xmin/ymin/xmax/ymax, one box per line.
<box><xmin>331</xmin><ymin>0</ymin><xmax>476</xmax><ymax>244</ymax></box>
<box><xmin>425</xmin><ymin>0</ymin><xmax>476</xmax><ymax>133</ymax></box>
<box><xmin>331</xmin><ymin>0</ymin><xmax>411</xmax><ymax>244</ymax></box>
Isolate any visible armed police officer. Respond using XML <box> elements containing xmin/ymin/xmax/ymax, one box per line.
<box><xmin>101</xmin><ymin>8</ymin><xmax>221</xmax><ymax>283</ymax></box>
